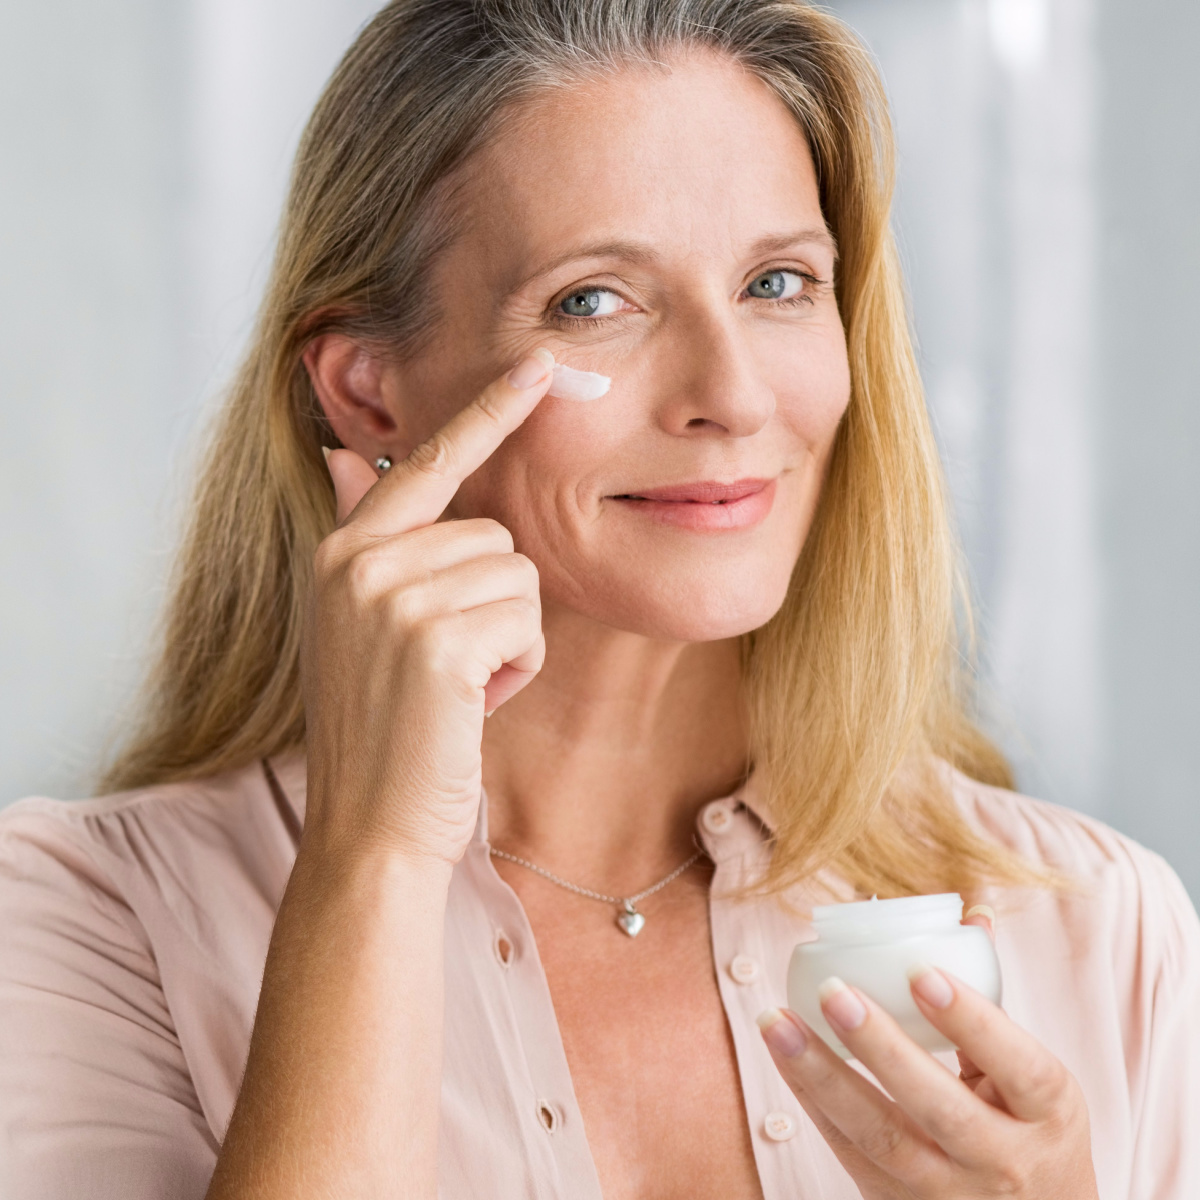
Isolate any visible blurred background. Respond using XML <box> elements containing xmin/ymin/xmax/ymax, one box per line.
<box><xmin>2</xmin><ymin>0</ymin><xmax>1197</xmax><ymax>898</ymax></box>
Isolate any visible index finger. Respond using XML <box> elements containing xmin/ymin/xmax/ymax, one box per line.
<box><xmin>804</xmin><ymin>983</ymin><xmax>1010</xmax><ymax>1171</ymax></box>
<box><xmin>347</xmin><ymin>347</ymin><xmax>555</xmax><ymax>537</ymax></box>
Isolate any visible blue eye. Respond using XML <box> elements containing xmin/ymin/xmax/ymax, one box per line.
<box><xmin>556</xmin><ymin>288</ymin><xmax>624</xmax><ymax>319</ymax></box>
<box><xmin>746</xmin><ymin>269</ymin><xmax>805</xmax><ymax>300</ymax></box>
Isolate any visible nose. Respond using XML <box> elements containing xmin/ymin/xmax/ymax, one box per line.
<box><xmin>651</xmin><ymin>308</ymin><xmax>776</xmax><ymax>439</ymax></box>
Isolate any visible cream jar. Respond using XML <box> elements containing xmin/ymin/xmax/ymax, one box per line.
<box><xmin>787</xmin><ymin>893</ymin><xmax>1001</xmax><ymax>1059</ymax></box>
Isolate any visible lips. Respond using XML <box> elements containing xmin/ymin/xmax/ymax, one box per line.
<box><xmin>613</xmin><ymin>479</ymin><xmax>772</xmax><ymax>505</ymax></box>
<box><xmin>608</xmin><ymin>478</ymin><xmax>776</xmax><ymax>531</ymax></box>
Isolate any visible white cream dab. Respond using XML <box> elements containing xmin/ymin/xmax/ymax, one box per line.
<box><xmin>547</xmin><ymin>362</ymin><xmax>611</xmax><ymax>402</ymax></box>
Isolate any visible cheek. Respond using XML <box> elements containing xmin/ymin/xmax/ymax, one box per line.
<box><xmin>775</xmin><ymin>336</ymin><xmax>853</xmax><ymax>450</ymax></box>
<box><xmin>446</xmin><ymin>400</ymin><xmax>621</xmax><ymax>532</ymax></box>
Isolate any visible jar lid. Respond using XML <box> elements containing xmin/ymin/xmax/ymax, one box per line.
<box><xmin>810</xmin><ymin>892</ymin><xmax>963</xmax><ymax>941</ymax></box>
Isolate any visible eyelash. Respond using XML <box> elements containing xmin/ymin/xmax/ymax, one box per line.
<box><xmin>547</xmin><ymin>268</ymin><xmax>827</xmax><ymax>327</ymax></box>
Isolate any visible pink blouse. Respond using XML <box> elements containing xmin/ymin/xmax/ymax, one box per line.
<box><xmin>0</xmin><ymin>753</ymin><xmax>1197</xmax><ymax>1198</ymax></box>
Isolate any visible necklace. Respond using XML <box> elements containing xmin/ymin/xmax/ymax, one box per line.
<box><xmin>488</xmin><ymin>845</ymin><xmax>706</xmax><ymax>937</ymax></box>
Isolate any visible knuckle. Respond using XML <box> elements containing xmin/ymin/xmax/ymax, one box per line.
<box><xmin>480</xmin><ymin>516</ymin><xmax>513</xmax><ymax>552</ymax></box>
<box><xmin>808</xmin><ymin>1112</ymin><xmax>854</xmax><ymax>1154</ymax></box>
<box><xmin>529</xmin><ymin>632</ymin><xmax>548</xmax><ymax>670</ymax></box>
<box><xmin>478</xmin><ymin>518</ymin><xmax>515</xmax><ymax>553</ymax></box>
<box><xmin>924</xmin><ymin>1095</ymin><xmax>976</xmax><ymax>1146</ymax></box>
<box><xmin>404</xmin><ymin>434</ymin><xmax>454</xmax><ymax>480</ymax></box>
<box><xmin>1024</xmin><ymin>1055</ymin><xmax>1069</xmax><ymax>1108</ymax></box>
<box><xmin>858</xmin><ymin>1111</ymin><xmax>910</xmax><ymax>1167</ymax></box>
<box><xmin>474</xmin><ymin>390</ymin><xmax>508</xmax><ymax>426</ymax></box>
<box><xmin>511</xmin><ymin>553</ymin><xmax>541</xmax><ymax>587</ymax></box>
<box><xmin>1043</xmin><ymin>1072</ymin><xmax>1086</xmax><ymax>1133</ymax></box>
<box><xmin>960</xmin><ymin>1006</ymin><xmax>993</xmax><ymax>1046</ymax></box>
<box><xmin>794</xmin><ymin>1053</ymin><xmax>841</xmax><ymax>1097</ymax></box>
<box><xmin>870</xmin><ymin>1038</ymin><xmax>908</xmax><ymax>1080</ymax></box>
<box><xmin>452</xmin><ymin>517</ymin><xmax>514</xmax><ymax>554</ymax></box>
<box><xmin>343</xmin><ymin>547</ymin><xmax>387</xmax><ymax>601</ymax></box>
<box><xmin>385</xmin><ymin>583</ymin><xmax>425</xmax><ymax>629</ymax></box>
<box><xmin>516</xmin><ymin>595</ymin><xmax>543</xmax><ymax>625</ymax></box>
<box><xmin>990</xmin><ymin>1159</ymin><xmax>1029</xmax><ymax>1196</ymax></box>
<box><xmin>408</xmin><ymin>614</ymin><xmax>459</xmax><ymax>670</ymax></box>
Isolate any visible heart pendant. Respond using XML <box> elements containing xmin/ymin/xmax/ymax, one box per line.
<box><xmin>617</xmin><ymin>908</ymin><xmax>646</xmax><ymax>937</ymax></box>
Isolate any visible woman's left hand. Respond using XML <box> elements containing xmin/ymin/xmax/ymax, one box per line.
<box><xmin>756</xmin><ymin>928</ymin><xmax>1099</xmax><ymax>1198</ymax></box>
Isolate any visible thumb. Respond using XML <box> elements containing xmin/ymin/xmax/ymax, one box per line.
<box><xmin>961</xmin><ymin>904</ymin><xmax>996</xmax><ymax>943</ymax></box>
<box><xmin>324</xmin><ymin>447</ymin><xmax>382</xmax><ymax>524</ymax></box>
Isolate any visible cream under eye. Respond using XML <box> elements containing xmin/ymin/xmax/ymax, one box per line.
<box><xmin>555</xmin><ymin>287</ymin><xmax>624</xmax><ymax>320</ymax></box>
<box><xmin>547</xmin><ymin>363</ymin><xmax>611</xmax><ymax>402</ymax></box>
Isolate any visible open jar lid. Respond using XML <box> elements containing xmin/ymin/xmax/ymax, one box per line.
<box><xmin>809</xmin><ymin>892</ymin><xmax>964</xmax><ymax>942</ymax></box>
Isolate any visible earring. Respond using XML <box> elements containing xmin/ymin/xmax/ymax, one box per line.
<box><xmin>375</xmin><ymin>456</ymin><xmax>393</xmax><ymax>472</ymax></box>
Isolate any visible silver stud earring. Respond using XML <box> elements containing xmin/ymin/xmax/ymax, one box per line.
<box><xmin>375</xmin><ymin>456</ymin><xmax>392</xmax><ymax>472</ymax></box>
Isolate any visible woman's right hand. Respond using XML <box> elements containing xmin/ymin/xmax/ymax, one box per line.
<box><xmin>208</xmin><ymin>358</ymin><xmax>556</xmax><ymax>1199</ymax></box>
<box><xmin>300</xmin><ymin>348</ymin><xmax>556</xmax><ymax>870</ymax></box>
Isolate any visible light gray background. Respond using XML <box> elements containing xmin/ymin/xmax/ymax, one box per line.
<box><xmin>2</xmin><ymin>0</ymin><xmax>1197</xmax><ymax>898</ymax></box>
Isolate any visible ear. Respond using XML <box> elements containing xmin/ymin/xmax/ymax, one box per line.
<box><xmin>303</xmin><ymin>334</ymin><xmax>401</xmax><ymax>460</ymax></box>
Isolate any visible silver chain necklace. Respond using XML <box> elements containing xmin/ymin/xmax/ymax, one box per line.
<box><xmin>488</xmin><ymin>845</ymin><xmax>705</xmax><ymax>937</ymax></box>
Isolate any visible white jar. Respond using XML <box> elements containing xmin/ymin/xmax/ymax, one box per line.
<box><xmin>787</xmin><ymin>893</ymin><xmax>1001</xmax><ymax>1059</ymax></box>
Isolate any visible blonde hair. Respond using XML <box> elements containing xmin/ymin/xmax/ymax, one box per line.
<box><xmin>102</xmin><ymin>0</ymin><xmax>1055</xmax><ymax>897</ymax></box>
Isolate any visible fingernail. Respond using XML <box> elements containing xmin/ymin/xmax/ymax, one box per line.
<box><xmin>907</xmin><ymin>961</ymin><xmax>955</xmax><ymax>1009</ymax></box>
<box><xmin>964</xmin><ymin>904</ymin><xmax>996</xmax><ymax>925</ymax></box>
<box><xmin>507</xmin><ymin>348</ymin><xmax>555</xmax><ymax>390</ymax></box>
<box><xmin>818</xmin><ymin>977</ymin><xmax>867</xmax><ymax>1031</ymax></box>
<box><xmin>321</xmin><ymin>445</ymin><xmax>333</xmax><ymax>467</ymax></box>
<box><xmin>756</xmin><ymin>1008</ymin><xmax>808</xmax><ymax>1057</ymax></box>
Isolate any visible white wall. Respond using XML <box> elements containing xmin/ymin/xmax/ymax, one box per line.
<box><xmin>2</xmin><ymin>0</ymin><xmax>1198</xmax><ymax>897</ymax></box>
<box><xmin>0</xmin><ymin>0</ymin><xmax>377</xmax><ymax>801</ymax></box>
<box><xmin>1093</xmin><ymin>0</ymin><xmax>1200</xmax><ymax>895</ymax></box>
<box><xmin>0</xmin><ymin>0</ymin><xmax>187</xmax><ymax>798</ymax></box>
<box><xmin>832</xmin><ymin>0</ymin><xmax>1104</xmax><ymax>809</ymax></box>
<box><xmin>831</xmin><ymin>0</ymin><xmax>1200</xmax><ymax>899</ymax></box>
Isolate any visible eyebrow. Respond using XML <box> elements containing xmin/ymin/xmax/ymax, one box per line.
<box><xmin>748</xmin><ymin>228</ymin><xmax>839</xmax><ymax>260</ymax></box>
<box><xmin>503</xmin><ymin>227</ymin><xmax>838</xmax><ymax>298</ymax></box>
<box><xmin>499</xmin><ymin>240</ymin><xmax>655</xmax><ymax>301</ymax></box>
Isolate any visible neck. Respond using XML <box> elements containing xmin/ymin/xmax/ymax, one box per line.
<box><xmin>481</xmin><ymin>603</ymin><xmax>749</xmax><ymax>894</ymax></box>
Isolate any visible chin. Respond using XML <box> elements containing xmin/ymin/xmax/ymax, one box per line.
<box><xmin>558</xmin><ymin>565</ymin><xmax>795</xmax><ymax>643</ymax></box>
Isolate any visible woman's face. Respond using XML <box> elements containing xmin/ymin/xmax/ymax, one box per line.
<box><xmin>393</xmin><ymin>49</ymin><xmax>851</xmax><ymax>642</ymax></box>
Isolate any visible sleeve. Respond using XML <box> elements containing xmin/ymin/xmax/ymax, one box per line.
<box><xmin>0</xmin><ymin>805</ymin><xmax>218</xmax><ymax>1200</ymax></box>
<box><xmin>1127</xmin><ymin>848</ymin><xmax>1200</xmax><ymax>1200</ymax></box>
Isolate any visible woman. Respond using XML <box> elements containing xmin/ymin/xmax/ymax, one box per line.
<box><xmin>1</xmin><ymin>1</ymin><xmax>1196</xmax><ymax>1197</ymax></box>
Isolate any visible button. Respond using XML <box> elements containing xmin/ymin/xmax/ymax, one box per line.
<box><xmin>700</xmin><ymin>800</ymin><xmax>735</xmax><ymax>835</ymax></box>
<box><xmin>728</xmin><ymin>954</ymin><xmax>760</xmax><ymax>985</ymax></box>
<box><xmin>763</xmin><ymin>1111</ymin><xmax>796</xmax><ymax>1142</ymax></box>
<box><xmin>494</xmin><ymin>929</ymin><xmax>514</xmax><ymax>967</ymax></box>
<box><xmin>536</xmin><ymin>1099</ymin><xmax>560</xmax><ymax>1133</ymax></box>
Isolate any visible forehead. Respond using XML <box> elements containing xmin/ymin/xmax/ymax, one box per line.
<box><xmin>449</xmin><ymin>49</ymin><xmax>827</xmax><ymax>281</ymax></box>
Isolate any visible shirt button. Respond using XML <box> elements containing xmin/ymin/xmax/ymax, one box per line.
<box><xmin>728</xmin><ymin>954</ymin><xmax>760</xmax><ymax>985</ymax></box>
<box><xmin>494</xmin><ymin>929</ymin><xmax>515</xmax><ymax>967</ymax></box>
<box><xmin>536</xmin><ymin>1099</ymin><xmax>560</xmax><ymax>1133</ymax></box>
<box><xmin>700</xmin><ymin>800</ymin><xmax>735</xmax><ymax>835</ymax></box>
<box><xmin>763</xmin><ymin>1111</ymin><xmax>796</xmax><ymax>1142</ymax></box>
